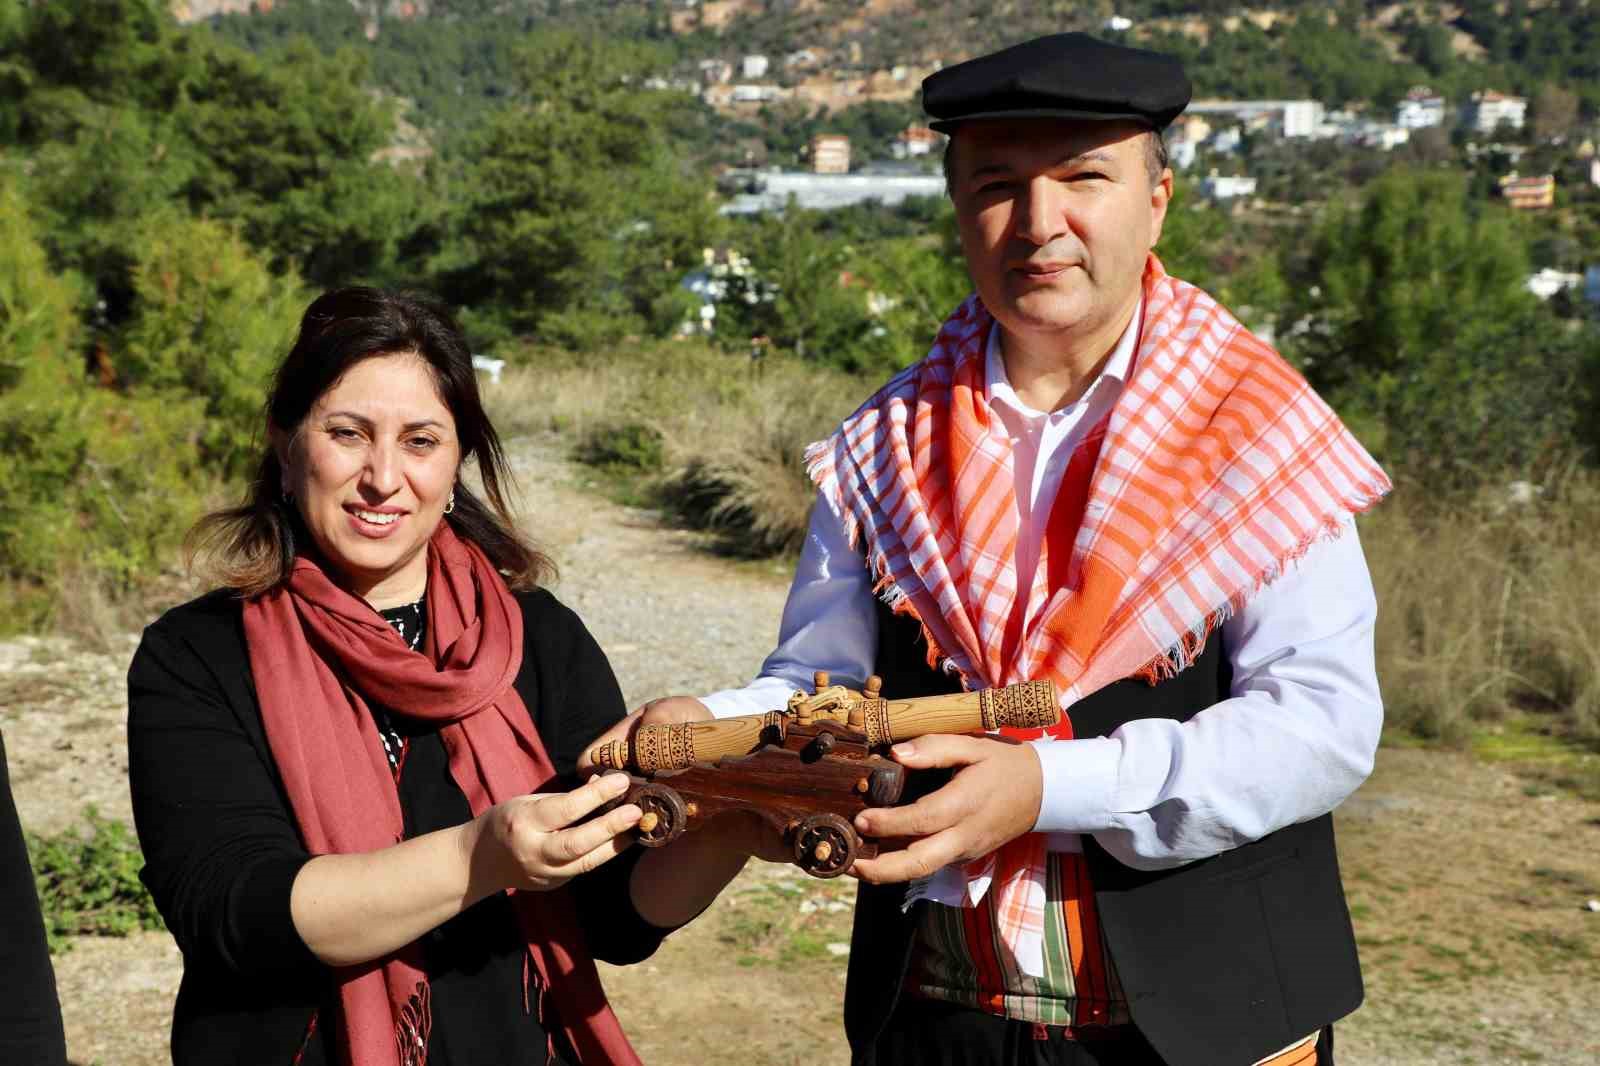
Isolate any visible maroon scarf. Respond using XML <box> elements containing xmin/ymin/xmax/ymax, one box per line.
<box><xmin>243</xmin><ymin>524</ymin><xmax>639</xmax><ymax>1066</ymax></box>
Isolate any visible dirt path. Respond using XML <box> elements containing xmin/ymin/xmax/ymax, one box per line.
<box><xmin>4</xmin><ymin>435</ymin><xmax>1597</xmax><ymax>1065</ymax></box>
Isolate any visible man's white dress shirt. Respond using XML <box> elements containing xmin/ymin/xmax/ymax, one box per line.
<box><xmin>703</xmin><ymin>312</ymin><xmax>1383</xmax><ymax>871</ymax></box>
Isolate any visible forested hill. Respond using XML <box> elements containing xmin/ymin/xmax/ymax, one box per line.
<box><xmin>196</xmin><ymin>0</ymin><xmax>1600</xmax><ymax>117</ymax></box>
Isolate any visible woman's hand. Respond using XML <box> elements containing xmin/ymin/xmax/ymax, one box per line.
<box><xmin>475</xmin><ymin>773</ymin><xmax>643</xmax><ymax>892</ymax></box>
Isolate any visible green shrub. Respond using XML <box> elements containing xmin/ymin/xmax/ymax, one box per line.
<box><xmin>0</xmin><ymin>179</ymin><xmax>302</xmax><ymax>630</ymax></box>
<box><xmin>28</xmin><ymin>809</ymin><xmax>163</xmax><ymax>954</ymax></box>
<box><xmin>576</xmin><ymin>420</ymin><xmax>665</xmax><ymax>473</ymax></box>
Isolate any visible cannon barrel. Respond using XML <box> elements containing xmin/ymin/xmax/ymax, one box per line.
<box><xmin>587</xmin><ymin>679</ymin><xmax>1059</xmax><ymax>774</ymax></box>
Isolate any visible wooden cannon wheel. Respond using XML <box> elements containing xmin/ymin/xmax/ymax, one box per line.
<box><xmin>631</xmin><ymin>782</ymin><xmax>689</xmax><ymax>847</ymax></box>
<box><xmin>792</xmin><ymin>813</ymin><xmax>857</xmax><ymax>878</ymax></box>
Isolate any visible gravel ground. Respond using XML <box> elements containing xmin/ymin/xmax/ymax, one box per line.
<box><xmin>4</xmin><ymin>434</ymin><xmax>1597</xmax><ymax>1066</ymax></box>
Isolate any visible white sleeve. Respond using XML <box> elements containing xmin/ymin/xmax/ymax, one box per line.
<box><xmin>699</xmin><ymin>493</ymin><xmax>880</xmax><ymax>718</ymax></box>
<box><xmin>1030</xmin><ymin>517</ymin><xmax>1384</xmax><ymax>869</ymax></box>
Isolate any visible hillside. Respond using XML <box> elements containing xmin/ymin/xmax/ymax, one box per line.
<box><xmin>189</xmin><ymin>0</ymin><xmax>1600</xmax><ymax>117</ymax></box>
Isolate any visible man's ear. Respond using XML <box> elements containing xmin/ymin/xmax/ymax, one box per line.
<box><xmin>1148</xmin><ymin>167</ymin><xmax>1174</xmax><ymax>249</ymax></box>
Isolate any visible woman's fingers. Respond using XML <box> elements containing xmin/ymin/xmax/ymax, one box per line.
<box><xmin>526</xmin><ymin>772</ymin><xmax>631</xmax><ymax>832</ymax></box>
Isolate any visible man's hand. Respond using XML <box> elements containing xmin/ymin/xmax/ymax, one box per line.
<box><xmin>849</xmin><ymin>735</ymin><xmax>1043</xmax><ymax>884</ymax></box>
<box><xmin>575</xmin><ymin>695</ymin><xmax>712</xmax><ymax>775</ymax></box>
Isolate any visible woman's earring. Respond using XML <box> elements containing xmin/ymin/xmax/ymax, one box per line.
<box><xmin>444</xmin><ymin>490</ymin><xmax>455</xmax><ymax>516</ymax></box>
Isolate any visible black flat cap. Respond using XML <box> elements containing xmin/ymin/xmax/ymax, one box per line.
<box><xmin>922</xmin><ymin>32</ymin><xmax>1191</xmax><ymax>134</ymax></box>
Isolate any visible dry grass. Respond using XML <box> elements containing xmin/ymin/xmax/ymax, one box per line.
<box><xmin>486</xmin><ymin>341</ymin><xmax>863</xmax><ymax>555</ymax></box>
<box><xmin>1365</xmin><ymin>472</ymin><xmax>1600</xmax><ymax>746</ymax></box>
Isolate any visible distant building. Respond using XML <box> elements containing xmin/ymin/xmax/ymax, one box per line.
<box><xmin>1103</xmin><ymin>15</ymin><xmax>1133</xmax><ymax>32</ymax></box>
<box><xmin>891</xmin><ymin>124</ymin><xmax>943</xmax><ymax>159</ymax></box>
<box><xmin>719</xmin><ymin>171</ymin><xmax>946</xmax><ymax>215</ymax></box>
<box><xmin>730</xmin><ymin>84</ymin><xmax>782</xmax><ymax>103</ymax></box>
<box><xmin>1498</xmin><ymin>173</ymin><xmax>1555</xmax><ymax>209</ymax></box>
<box><xmin>1466</xmin><ymin>91</ymin><xmax>1527</xmax><ymax>134</ymax></box>
<box><xmin>1354</xmin><ymin>123</ymin><xmax>1411</xmax><ymax>151</ymax></box>
<box><xmin>1168</xmin><ymin>114</ymin><xmax>1213</xmax><ymax>147</ymax></box>
<box><xmin>1395</xmin><ymin>89</ymin><xmax>1445</xmax><ymax>130</ymax></box>
<box><xmin>1188</xmin><ymin>100</ymin><xmax>1323</xmax><ymax>139</ymax></box>
<box><xmin>1525</xmin><ymin>268</ymin><xmax>1582</xmax><ymax>300</ymax></box>
<box><xmin>741</xmin><ymin>54</ymin><xmax>770</xmax><ymax>80</ymax></box>
<box><xmin>811</xmin><ymin>134</ymin><xmax>851</xmax><ymax>174</ymax></box>
<box><xmin>1210</xmin><ymin>127</ymin><xmax>1243</xmax><ymax>154</ymax></box>
<box><xmin>1591</xmin><ymin>158</ymin><xmax>1600</xmax><ymax>187</ymax></box>
<box><xmin>1200</xmin><ymin>173</ymin><xmax>1258</xmax><ymax>201</ymax></box>
<box><xmin>784</xmin><ymin>48</ymin><xmax>820</xmax><ymax>69</ymax></box>
<box><xmin>1170</xmin><ymin>140</ymin><xmax>1198</xmax><ymax>170</ymax></box>
<box><xmin>698</xmin><ymin>59</ymin><xmax>733</xmax><ymax>85</ymax></box>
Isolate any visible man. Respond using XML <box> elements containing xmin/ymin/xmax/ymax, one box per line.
<box><xmin>622</xmin><ymin>33</ymin><xmax>1388</xmax><ymax>1066</ymax></box>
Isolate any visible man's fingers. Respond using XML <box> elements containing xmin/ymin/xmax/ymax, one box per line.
<box><xmin>854</xmin><ymin>782</ymin><xmax>968</xmax><ymax>840</ymax></box>
<box><xmin>528</xmin><ymin>772</ymin><xmax>631</xmax><ymax>830</ymax></box>
<box><xmin>887</xmin><ymin>733</ymin><xmax>992</xmax><ymax>769</ymax></box>
<box><xmin>850</xmin><ymin>831</ymin><xmax>965</xmax><ymax>885</ymax></box>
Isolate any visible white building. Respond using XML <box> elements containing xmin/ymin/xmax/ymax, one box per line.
<box><xmin>1210</xmin><ymin>127</ymin><xmax>1243</xmax><ymax>154</ymax></box>
<box><xmin>1395</xmin><ymin>91</ymin><xmax>1445</xmax><ymax>129</ymax></box>
<box><xmin>1591</xmin><ymin>158</ymin><xmax>1600</xmax><ymax>187</ymax></box>
<box><xmin>1525</xmin><ymin>268</ymin><xmax>1582</xmax><ymax>300</ymax></box>
<box><xmin>1103</xmin><ymin>15</ymin><xmax>1133</xmax><ymax>32</ymax></box>
<box><xmin>1465</xmin><ymin>91</ymin><xmax>1527</xmax><ymax>134</ymax></box>
<box><xmin>698</xmin><ymin>59</ymin><xmax>732</xmax><ymax>85</ymax></box>
<box><xmin>1199</xmin><ymin>173</ymin><xmax>1258</xmax><ymax>201</ymax></box>
<box><xmin>741</xmin><ymin>54</ymin><xmax>770</xmax><ymax>80</ymax></box>
<box><xmin>730</xmin><ymin>84</ymin><xmax>781</xmax><ymax>103</ymax></box>
<box><xmin>719</xmin><ymin>172</ymin><xmax>947</xmax><ymax>215</ymax></box>
<box><xmin>1170</xmin><ymin>140</ymin><xmax>1198</xmax><ymax>170</ymax></box>
<box><xmin>1188</xmin><ymin>100</ymin><xmax>1324</xmax><ymax>139</ymax></box>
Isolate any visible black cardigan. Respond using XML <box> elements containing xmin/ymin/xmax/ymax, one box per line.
<box><xmin>0</xmin><ymin>730</ymin><xmax>69</xmax><ymax>1066</ymax></box>
<box><xmin>127</xmin><ymin>586</ymin><xmax>666</xmax><ymax>1066</ymax></box>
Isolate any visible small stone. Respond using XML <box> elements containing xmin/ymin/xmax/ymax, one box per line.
<box><xmin>826</xmin><ymin>901</ymin><xmax>850</xmax><ymax>913</ymax></box>
<box><xmin>1585</xmin><ymin>899</ymin><xmax>1600</xmax><ymax>913</ymax></box>
<box><xmin>798</xmin><ymin>899</ymin><xmax>818</xmax><ymax>915</ymax></box>
<box><xmin>826</xmin><ymin>942</ymin><xmax>850</xmax><ymax>957</ymax></box>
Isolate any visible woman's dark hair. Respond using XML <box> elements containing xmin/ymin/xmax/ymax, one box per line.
<box><xmin>189</xmin><ymin>287</ymin><xmax>553</xmax><ymax>595</ymax></box>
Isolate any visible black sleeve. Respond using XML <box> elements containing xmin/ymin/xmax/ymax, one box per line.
<box><xmin>126</xmin><ymin>620</ymin><xmax>321</xmax><ymax>982</ymax></box>
<box><xmin>0</xmin><ymin>730</ymin><xmax>68</xmax><ymax>1066</ymax></box>
<box><xmin>517</xmin><ymin>590</ymin><xmax>676</xmax><ymax>964</ymax></box>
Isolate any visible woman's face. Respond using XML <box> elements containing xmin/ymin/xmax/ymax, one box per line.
<box><xmin>279</xmin><ymin>353</ymin><xmax>460</xmax><ymax>609</ymax></box>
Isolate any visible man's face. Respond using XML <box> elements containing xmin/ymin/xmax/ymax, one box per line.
<box><xmin>949</xmin><ymin>119</ymin><xmax>1171</xmax><ymax>353</ymax></box>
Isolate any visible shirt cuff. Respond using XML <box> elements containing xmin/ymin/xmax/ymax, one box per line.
<box><xmin>1029</xmin><ymin>736</ymin><xmax>1121</xmax><ymax>835</ymax></box>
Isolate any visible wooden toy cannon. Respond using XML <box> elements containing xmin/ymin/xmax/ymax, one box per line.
<box><xmin>589</xmin><ymin>673</ymin><xmax>1060</xmax><ymax>878</ymax></box>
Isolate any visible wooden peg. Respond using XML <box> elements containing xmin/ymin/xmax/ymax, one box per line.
<box><xmin>813</xmin><ymin>669</ymin><xmax>830</xmax><ymax>692</ymax></box>
<box><xmin>864</xmin><ymin>675</ymin><xmax>883</xmax><ymax>698</ymax></box>
<box><xmin>638</xmin><ymin>812</ymin><xmax>660</xmax><ymax>833</ymax></box>
<box><xmin>812</xmin><ymin>840</ymin><xmax>833</xmax><ymax>863</ymax></box>
<box><xmin>855</xmin><ymin>777</ymin><xmax>869</xmax><ymax>794</ymax></box>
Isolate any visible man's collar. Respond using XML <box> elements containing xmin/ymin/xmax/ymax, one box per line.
<box><xmin>984</xmin><ymin>295</ymin><xmax>1142</xmax><ymax>418</ymax></box>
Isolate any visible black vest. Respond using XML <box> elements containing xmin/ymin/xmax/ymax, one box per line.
<box><xmin>844</xmin><ymin>603</ymin><xmax>1363</xmax><ymax>1066</ymax></box>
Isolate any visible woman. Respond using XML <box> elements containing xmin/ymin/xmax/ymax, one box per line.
<box><xmin>128</xmin><ymin>288</ymin><xmax>755</xmax><ymax>1066</ymax></box>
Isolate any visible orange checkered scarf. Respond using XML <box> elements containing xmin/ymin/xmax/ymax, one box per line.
<box><xmin>805</xmin><ymin>255</ymin><xmax>1390</xmax><ymax>973</ymax></box>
